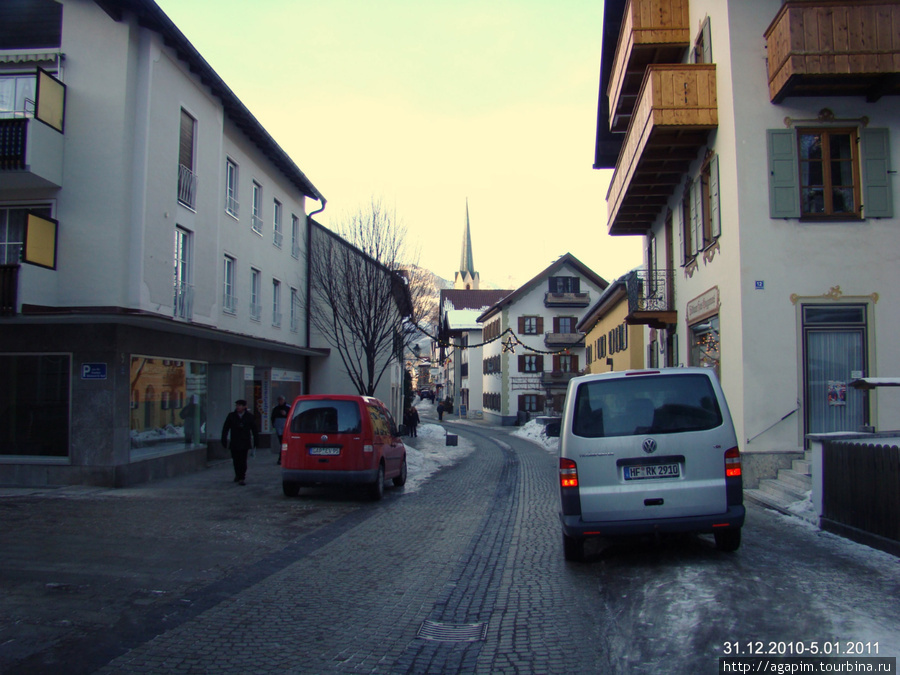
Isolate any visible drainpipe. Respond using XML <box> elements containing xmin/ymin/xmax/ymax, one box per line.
<box><xmin>304</xmin><ymin>197</ymin><xmax>326</xmax><ymax>394</ymax></box>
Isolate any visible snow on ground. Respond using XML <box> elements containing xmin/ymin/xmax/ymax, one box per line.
<box><xmin>511</xmin><ymin>419</ymin><xmax>559</xmax><ymax>454</ymax></box>
<box><xmin>401</xmin><ymin>423</ymin><xmax>476</xmax><ymax>494</ymax></box>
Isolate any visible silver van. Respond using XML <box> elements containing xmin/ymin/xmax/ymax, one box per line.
<box><xmin>556</xmin><ymin>368</ymin><xmax>744</xmax><ymax>561</ymax></box>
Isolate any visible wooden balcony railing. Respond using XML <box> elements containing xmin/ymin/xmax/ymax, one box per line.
<box><xmin>607</xmin><ymin>0</ymin><xmax>690</xmax><ymax>133</ymax></box>
<box><xmin>765</xmin><ymin>1</ymin><xmax>900</xmax><ymax>102</ymax></box>
<box><xmin>607</xmin><ymin>64</ymin><xmax>718</xmax><ymax>236</ymax></box>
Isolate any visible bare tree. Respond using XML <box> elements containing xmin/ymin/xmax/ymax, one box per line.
<box><xmin>308</xmin><ymin>199</ymin><xmax>427</xmax><ymax>396</ymax></box>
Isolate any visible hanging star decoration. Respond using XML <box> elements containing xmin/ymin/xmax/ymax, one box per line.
<box><xmin>501</xmin><ymin>335</ymin><xmax>517</xmax><ymax>354</ymax></box>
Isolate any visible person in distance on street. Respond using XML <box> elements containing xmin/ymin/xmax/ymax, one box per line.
<box><xmin>221</xmin><ymin>399</ymin><xmax>259</xmax><ymax>485</ymax></box>
<box><xmin>270</xmin><ymin>395</ymin><xmax>290</xmax><ymax>465</ymax></box>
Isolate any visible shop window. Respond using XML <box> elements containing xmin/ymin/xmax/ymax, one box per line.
<box><xmin>689</xmin><ymin>315</ymin><xmax>720</xmax><ymax>379</ymax></box>
<box><xmin>0</xmin><ymin>354</ymin><xmax>69</xmax><ymax>457</ymax></box>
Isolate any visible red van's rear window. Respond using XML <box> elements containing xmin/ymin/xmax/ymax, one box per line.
<box><xmin>290</xmin><ymin>400</ymin><xmax>362</xmax><ymax>434</ymax></box>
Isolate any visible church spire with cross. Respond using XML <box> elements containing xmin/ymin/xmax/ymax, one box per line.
<box><xmin>454</xmin><ymin>199</ymin><xmax>480</xmax><ymax>290</ymax></box>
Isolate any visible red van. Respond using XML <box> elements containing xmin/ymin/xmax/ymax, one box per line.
<box><xmin>281</xmin><ymin>395</ymin><xmax>407</xmax><ymax>500</ymax></box>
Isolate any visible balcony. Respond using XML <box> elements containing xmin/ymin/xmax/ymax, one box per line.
<box><xmin>624</xmin><ymin>269</ymin><xmax>677</xmax><ymax>328</ymax></box>
<box><xmin>608</xmin><ymin>0</ymin><xmax>691</xmax><ymax>133</ymax></box>
<box><xmin>544</xmin><ymin>292</ymin><xmax>590</xmax><ymax>307</ymax></box>
<box><xmin>0</xmin><ymin>117</ymin><xmax>64</xmax><ymax>189</ymax></box>
<box><xmin>174</xmin><ymin>282</ymin><xmax>194</xmax><ymax>321</ymax></box>
<box><xmin>607</xmin><ymin>64</ymin><xmax>718</xmax><ymax>236</ymax></box>
<box><xmin>541</xmin><ymin>371</ymin><xmax>579</xmax><ymax>388</ymax></box>
<box><xmin>0</xmin><ymin>264</ymin><xmax>19</xmax><ymax>315</ymax></box>
<box><xmin>544</xmin><ymin>332</ymin><xmax>586</xmax><ymax>348</ymax></box>
<box><xmin>177</xmin><ymin>164</ymin><xmax>197</xmax><ymax>209</ymax></box>
<box><xmin>765</xmin><ymin>1</ymin><xmax>900</xmax><ymax>103</ymax></box>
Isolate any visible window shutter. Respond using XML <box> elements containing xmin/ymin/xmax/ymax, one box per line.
<box><xmin>518</xmin><ymin>316</ymin><xmax>525</xmax><ymax>333</ymax></box>
<box><xmin>536</xmin><ymin>355</ymin><xmax>544</xmax><ymax>372</ymax></box>
<box><xmin>553</xmin><ymin>316</ymin><xmax>560</xmax><ymax>332</ymax></box>
<box><xmin>675</xmin><ymin>203</ymin><xmax>685</xmax><ymax>265</ymax></box>
<box><xmin>767</xmin><ymin>129</ymin><xmax>800</xmax><ymax>218</ymax></box>
<box><xmin>536</xmin><ymin>316</ymin><xmax>544</xmax><ymax>334</ymax></box>
<box><xmin>701</xmin><ymin>18</ymin><xmax>712</xmax><ymax>64</ymax></box>
<box><xmin>552</xmin><ymin>355</ymin><xmax>560</xmax><ymax>371</ymax></box>
<box><xmin>710</xmin><ymin>154</ymin><xmax>721</xmax><ymax>238</ymax></box>
<box><xmin>572</xmin><ymin>355</ymin><xmax>579</xmax><ymax>372</ymax></box>
<box><xmin>537</xmin><ymin>395</ymin><xmax>545</xmax><ymax>410</ymax></box>
<box><xmin>861</xmin><ymin>128</ymin><xmax>893</xmax><ymax>218</ymax></box>
<box><xmin>518</xmin><ymin>395</ymin><xmax>525</xmax><ymax>412</ymax></box>
<box><xmin>179</xmin><ymin>109</ymin><xmax>194</xmax><ymax>169</ymax></box>
<box><xmin>518</xmin><ymin>355</ymin><xmax>526</xmax><ymax>372</ymax></box>
<box><xmin>690</xmin><ymin>181</ymin><xmax>702</xmax><ymax>254</ymax></box>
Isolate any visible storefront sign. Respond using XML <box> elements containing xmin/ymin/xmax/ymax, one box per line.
<box><xmin>686</xmin><ymin>287</ymin><xmax>720</xmax><ymax>325</ymax></box>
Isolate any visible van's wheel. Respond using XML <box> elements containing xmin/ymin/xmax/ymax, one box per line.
<box><xmin>392</xmin><ymin>456</ymin><xmax>408</xmax><ymax>487</ymax></box>
<box><xmin>369</xmin><ymin>463</ymin><xmax>385</xmax><ymax>501</ymax></box>
<box><xmin>714</xmin><ymin>528</ymin><xmax>741</xmax><ymax>552</ymax></box>
<box><xmin>563</xmin><ymin>533</ymin><xmax>585</xmax><ymax>562</ymax></box>
<box><xmin>282</xmin><ymin>481</ymin><xmax>300</xmax><ymax>498</ymax></box>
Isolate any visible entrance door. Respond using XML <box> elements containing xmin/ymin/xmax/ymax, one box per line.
<box><xmin>802</xmin><ymin>305</ymin><xmax>868</xmax><ymax>435</ymax></box>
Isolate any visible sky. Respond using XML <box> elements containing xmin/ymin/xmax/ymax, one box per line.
<box><xmin>154</xmin><ymin>0</ymin><xmax>643</xmax><ymax>289</ymax></box>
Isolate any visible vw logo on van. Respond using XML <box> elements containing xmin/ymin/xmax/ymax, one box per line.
<box><xmin>321</xmin><ymin>435</ymin><xmax>329</xmax><ymax>442</ymax></box>
<box><xmin>642</xmin><ymin>438</ymin><xmax>657</xmax><ymax>454</ymax></box>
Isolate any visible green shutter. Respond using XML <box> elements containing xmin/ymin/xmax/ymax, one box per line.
<box><xmin>675</xmin><ymin>199</ymin><xmax>686</xmax><ymax>265</ymax></box>
<box><xmin>701</xmin><ymin>18</ymin><xmax>712</xmax><ymax>64</ymax></box>
<box><xmin>767</xmin><ymin>129</ymin><xmax>800</xmax><ymax>218</ymax></box>
<box><xmin>861</xmin><ymin>128</ymin><xmax>893</xmax><ymax>218</ymax></box>
<box><xmin>691</xmin><ymin>180</ymin><xmax>702</xmax><ymax>253</ymax></box>
<box><xmin>710</xmin><ymin>155</ymin><xmax>721</xmax><ymax>238</ymax></box>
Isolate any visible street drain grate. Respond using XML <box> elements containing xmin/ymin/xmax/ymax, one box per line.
<box><xmin>417</xmin><ymin>620</ymin><xmax>488</xmax><ymax>642</ymax></box>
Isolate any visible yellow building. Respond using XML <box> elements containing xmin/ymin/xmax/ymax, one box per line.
<box><xmin>578</xmin><ymin>275</ymin><xmax>645</xmax><ymax>374</ymax></box>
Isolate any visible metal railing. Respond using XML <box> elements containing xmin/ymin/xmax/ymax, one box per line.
<box><xmin>273</xmin><ymin>230</ymin><xmax>283</xmax><ymax>248</ymax></box>
<box><xmin>272</xmin><ymin>311</ymin><xmax>282</xmax><ymax>328</ymax></box>
<box><xmin>0</xmin><ymin>264</ymin><xmax>19</xmax><ymax>315</ymax></box>
<box><xmin>225</xmin><ymin>192</ymin><xmax>239</xmax><ymax>217</ymax></box>
<box><xmin>178</xmin><ymin>164</ymin><xmax>197</xmax><ymax>209</ymax></box>
<box><xmin>0</xmin><ymin>119</ymin><xmax>27</xmax><ymax>170</ymax></box>
<box><xmin>251</xmin><ymin>214</ymin><xmax>263</xmax><ymax>234</ymax></box>
<box><xmin>250</xmin><ymin>302</ymin><xmax>262</xmax><ymax>321</ymax></box>
<box><xmin>625</xmin><ymin>269</ymin><xmax>675</xmax><ymax>314</ymax></box>
<box><xmin>223</xmin><ymin>292</ymin><xmax>237</xmax><ymax>314</ymax></box>
<box><xmin>173</xmin><ymin>281</ymin><xmax>194</xmax><ymax>320</ymax></box>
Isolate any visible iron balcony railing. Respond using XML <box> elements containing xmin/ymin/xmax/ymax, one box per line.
<box><xmin>223</xmin><ymin>292</ymin><xmax>237</xmax><ymax>314</ymax></box>
<box><xmin>625</xmin><ymin>269</ymin><xmax>675</xmax><ymax>314</ymax></box>
<box><xmin>0</xmin><ymin>119</ymin><xmax>27</xmax><ymax>170</ymax></box>
<box><xmin>273</xmin><ymin>229</ymin><xmax>284</xmax><ymax>248</ymax></box>
<box><xmin>178</xmin><ymin>164</ymin><xmax>197</xmax><ymax>209</ymax></box>
<box><xmin>250</xmin><ymin>301</ymin><xmax>262</xmax><ymax>321</ymax></box>
<box><xmin>251</xmin><ymin>214</ymin><xmax>263</xmax><ymax>234</ymax></box>
<box><xmin>225</xmin><ymin>192</ymin><xmax>239</xmax><ymax>217</ymax></box>
<box><xmin>174</xmin><ymin>281</ymin><xmax>194</xmax><ymax>320</ymax></box>
<box><xmin>272</xmin><ymin>311</ymin><xmax>282</xmax><ymax>328</ymax></box>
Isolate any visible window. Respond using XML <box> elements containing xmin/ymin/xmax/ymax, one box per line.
<box><xmin>549</xmin><ymin>276</ymin><xmax>580</xmax><ymax>293</ymax></box>
<box><xmin>690</xmin><ymin>17</ymin><xmax>712</xmax><ymax>64</ymax></box>
<box><xmin>251</xmin><ymin>182</ymin><xmax>263</xmax><ymax>234</ymax></box>
<box><xmin>518</xmin><ymin>315</ymin><xmax>542</xmax><ymax>335</ymax></box>
<box><xmin>173</xmin><ymin>226</ymin><xmax>193</xmax><ymax>320</ymax></box>
<box><xmin>0</xmin><ymin>74</ymin><xmax>37</xmax><ymax>118</ymax></box>
<box><xmin>799</xmin><ymin>129</ymin><xmax>859</xmax><ymax>217</ymax></box>
<box><xmin>273</xmin><ymin>199</ymin><xmax>283</xmax><ymax>248</ymax></box>
<box><xmin>291</xmin><ymin>214</ymin><xmax>301</xmax><ymax>258</ymax></box>
<box><xmin>682</xmin><ymin>155</ymin><xmax>721</xmax><ymax>263</ymax></box>
<box><xmin>225</xmin><ymin>159</ymin><xmax>239</xmax><ymax>217</ymax></box>
<box><xmin>518</xmin><ymin>354</ymin><xmax>543</xmax><ymax>373</ymax></box>
<box><xmin>767</xmin><ymin>127</ymin><xmax>892</xmax><ymax>219</ymax></box>
<box><xmin>554</xmin><ymin>354</ymin><xmax>578</xmax><ymax>373</ymax></box>
<box><xmin>223</xmin><ymin>255</ymin><xmax>237</xmax><ymax>314</ymax></box>
<box><xmin>290</xmin><ymin>286</ymin><xmax>299</xmax><ymax>332</ymax></box>
<box><xmin>250</xmin><ymin>268</ymin><xmax>261</xmax><ymax>320</ymax></box>
<box><xmin>0</xmin><ymin>354</ymin><xmax>70</xmax><ymax>457</ymax></box>
<box><xmin>689</xmin><ymin>315</ymin><xmax>720</xmax><ymax>378</ymax></box>
<box><xmin>178</xmin><ymin>109</ymin><xmax>197</xmax><ymax>208</ymax></box>
<box><xmin>272</xmin><ymin>278</ymin><xmax>282</xmax><ymax>327</ymax></box>
<box><xmin>519</xmin><ymin>394</ymin><xmax>543</xmax><ymax>413</ymax></box>
<box><xmin>555</xmin><ymin>316</ymin><xmax>576</xmax><ymax>333</ymax></box>
<box><xmin>0</xmin><ymin>205</ymin><xmax>51</xmax><ymax>264</ymax></box>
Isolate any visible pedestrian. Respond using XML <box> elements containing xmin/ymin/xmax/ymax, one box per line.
<box><xmin>221</xmin><ymin>399</ymin><xmax>259</xmax><ymax>485</ymax></box>
<box><xmin>270</xmin><ymin>395</ymin><xmax>291</xmax><ymax>465</ymax></box>
<box><xmin>437</xmin><ymin>401</ymin><xmax>444</xmax><ymax>421</ymax></box>
<box><xmin>406</xmin><ymin>405</ymin><xmax>420</xmax><ymax>437</ymax></box>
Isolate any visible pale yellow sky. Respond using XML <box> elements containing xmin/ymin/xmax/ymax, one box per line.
<box><xmin>154</xmin><ymin>0</ymin><xmax>642</xmax><ymax>288</ymax></box>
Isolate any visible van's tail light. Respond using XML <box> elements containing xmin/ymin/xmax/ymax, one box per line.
<box><xmin>724</xmin><ymin>447</ymin><xmax>742</xmax><ymax>477</ymax></box>
<box><xmin>559</xmin><ymin>458</ymin><xmax>579</xmax><ymax>488</ymax></box>
<box><xmin>363</xmin><ymin>444</ymin><xmax>374</xmax><ymax>453</ymax></box>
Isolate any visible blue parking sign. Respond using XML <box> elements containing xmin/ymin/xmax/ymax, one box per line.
<box><xmin>81</xmin><ymin>363</ymin><xmax>107</xmax><ymax>380</ymax></box>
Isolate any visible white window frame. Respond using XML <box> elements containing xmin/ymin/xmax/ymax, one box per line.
<box><xmin>272</xmin><ymin>278</ymin><xmax>282</xmax><ymax>327</ymax></box>
<box><xmin>273</xmin><ymin>199</ymin><xmax>283</xmax><ymax>248</ymax></box>
<box><xmin>173</xmin><ymin>226</ymin><xmax>193</xmax><ymax>319</ymax></box>
<box><xmin>291</xmin><ymin>214</ymin><xmax>301</xmax><ymax>258</ymax></box>
<box><xmin>251</xmin><ymin>182</ymin><xmax>263</xmax><ymax>234</ymax></box>
<box><xmin>223</xmin><ymin>254</ymin><xmax>237</xmax><ymax>314</ymax></box>
<box><xmin>250</xmin><ymin>267</ymin><xmax>261</xmax><ymax>320</ymax></box>
<box><xmin>225</xmin><ymin>158</ymin><xmax>239</xmax><ymax>218</ymax></box>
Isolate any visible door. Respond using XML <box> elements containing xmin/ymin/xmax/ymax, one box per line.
<box><xmin>802</xmin><ymin>305</ymin><xmax>868</xmax><ymax>435</ymax></box>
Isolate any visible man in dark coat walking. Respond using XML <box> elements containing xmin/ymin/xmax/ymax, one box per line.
<box><xmin>221</xmin><ymin>399</ymin><xmax>259</xmax><ymax>485</ymax></box>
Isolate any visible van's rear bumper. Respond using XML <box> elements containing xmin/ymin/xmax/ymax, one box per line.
<box><xmin>282</xmin><ymin>468</ymin><xmax>378</xmax><ymax>486</ymax></box>
<box><xmin>560</xmin><ymin>505</ymin><xmax>745</xmax><ymax>538</ymax></box>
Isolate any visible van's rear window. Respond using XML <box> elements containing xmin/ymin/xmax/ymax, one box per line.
<box><xmin>290</xmin><ymin>401</ymin><xmax>362</xmax><ymax>434</ymax></box>
<box><xmin>571</xmin><ymin>374</ymin><xmax>723</xmax><ymax>438</ymax></box>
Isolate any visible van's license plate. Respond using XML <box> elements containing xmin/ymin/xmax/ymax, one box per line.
<box><xmin>624</xmin><ymin>463</ymin><xmax>680</xmax><ymax>480</ymax></box>
<box><xmin>308</xmin><ymin>447</ymin><xmax>340</xmax><ymax>456</ymax></box>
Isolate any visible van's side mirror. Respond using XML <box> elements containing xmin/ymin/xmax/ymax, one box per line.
<box><xmin>545</xmin><ymin>420</ymin><xmax>561</xmax><ymax>438</ymax></box>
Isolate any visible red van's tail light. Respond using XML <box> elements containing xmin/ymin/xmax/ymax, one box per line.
<box><xmin>559</xmin><ymin>457</ymin><xmax>579</xmax><ymax>488</ymax></box>
<box><xmin>363</xmin><ymin>444</ymin><xmax>374</xmax><ymax>453</ymax></box>
<box><xmin>724</xmin><ymin>447</ymin><xmax>742</xmax><ymax>477</ymax></box>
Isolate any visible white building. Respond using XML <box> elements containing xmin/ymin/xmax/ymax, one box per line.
<box><xmin>478</xmin><ymin>253</ymin><xmax>608</xmax><ymax>425</ymax></box>
<box><xmin>595</xmin><ymin>0</ymin><xmax>900</xmax><ymax>483</ymax></box>
<box><xmin>0</xmin><ymin>0</ymin><xmax>406</xmax><ymax>487</ymax></box>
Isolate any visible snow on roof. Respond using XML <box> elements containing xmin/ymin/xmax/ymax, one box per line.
<box><xmin>445</xmin><ymin>309</ymin><xmax>483</xmax><ymax>330</ymax></box>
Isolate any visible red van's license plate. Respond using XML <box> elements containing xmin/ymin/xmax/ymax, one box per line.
<box><xmin>624</xmin><ymin>463</ymin><xmax>680</xmax><ymax>480</ymax></box>
<box><xmin>308</xmin><ymin>447</ymin><xmax>340</xmax><ymax>456</ymax></box>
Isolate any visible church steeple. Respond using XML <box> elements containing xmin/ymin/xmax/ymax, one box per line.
<box><xmin>454</xmin><ymin>200</ymin><xmax>480</xmax><ymax>290</ymax></box>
